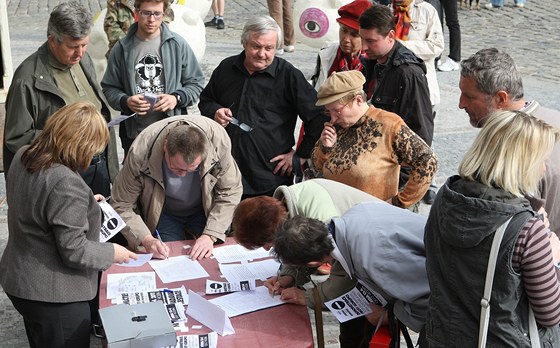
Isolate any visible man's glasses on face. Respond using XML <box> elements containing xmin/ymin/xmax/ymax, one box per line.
<box><xmin>169</xmin><ymin>164</ymin><xmax>199</xmax><ymax>176</ymax></box>
<box><xmin>138</xmin><ymin>10</ymin><xmax>164</xmax><ymax>19</ymax></box>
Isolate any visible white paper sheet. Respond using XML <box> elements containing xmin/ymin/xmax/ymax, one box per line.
<box><xmin>116</xmin><ymin>285</ymin><xmax>189</xmax><ymax>306</ymax></box>
<box><xmin>115</xmin><ymin>253</ymin><xmax>153</xmax><ymax>267</ymax></box>
<box><xmin>176</xmin><ymin>332</ymin><xmax>218</xmax><ymax>348</ymax></box>
<box><xmin>106</xmin><ymin>272</ymin><xmax>157</xmax><ymax>299</ymax></box>
<box><xmin>98</xmin><ymin>200</ymin><xmax>127</xmax><ymax>242</ymax></box>
<box><xmin>108</xmin><ymin>113</ymin><xmax>136</xmax><ymax>127</ymax></box>
<box><xmin>209</xmin><ymin>286</ymin><xmax>284</xmax><ymax>317</ymax></box>
<box><xmin>218</xmin><ymin>258</ymin><xmax>280</xmax><ymax>283</ymax></box>
<box><xmin>149</xmin><ymin>256</ymin><xmax>209</xmax><ymax>283</ymax></box>
<box><xmin>205</xmin><ymin>279</ymin><xmax>256</xmax><ymax>294</ymax></box>
<box><xmin>324</xmin><ymin>281</ymin><xmax>385</xmax><ymax>323</ymax></box>
<box><xmin>212</xmin><ymin>244</ymin><xmax>271</xmax><ymax>263</ymax></box>
<box><xmin>186</xmin><ymin>290</ymin><xmax>235</xmax><ymax>336</ymax></box>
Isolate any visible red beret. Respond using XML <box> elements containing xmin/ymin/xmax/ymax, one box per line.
<box><xmin>336</xmin><ymin>0</ymin><xmax>373</xmax><ymax>31</ymax></box>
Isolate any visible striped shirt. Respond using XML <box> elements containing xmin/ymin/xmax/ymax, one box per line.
<box><xmin>512</xmin><ymin>217</ymin><xmax>560</xmax><ymax>327</ymax></box>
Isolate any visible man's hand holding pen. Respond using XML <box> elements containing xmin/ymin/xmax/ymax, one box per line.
<box><xmin>264</xmin><ymin>275</ymin><xmax>295</xmax><ymax>297</ymax></box>
<box><xmin>141</xmin><ymin>234</ymin><xmax>169</xmax><ymax>260</ymax></box>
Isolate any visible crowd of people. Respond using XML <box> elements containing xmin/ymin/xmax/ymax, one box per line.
<box><xmin>0</xmin><ymin>0</ymin><xmax>558</xmax><ymax>347</ymax></box>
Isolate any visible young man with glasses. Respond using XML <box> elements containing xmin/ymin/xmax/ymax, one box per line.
<box><xmin>110</xmin><ymin>116</ymin><xmax>243</xmax><ymax>260</ymax></box>
<box><xmin>103</xmin><ymin>0</ymin><xmax>174</xmax><ymax>58</ymax></box>
<box><xmin>102</xmin><ymin>0</ymin><xmax>204</xmax><ymax>155</ymax></box>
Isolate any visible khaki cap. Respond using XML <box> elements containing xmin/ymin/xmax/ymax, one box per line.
<box><xmin>316</xmin><ymin>70</ymin><xmax>366</xmax><ymax>106</ymax></box>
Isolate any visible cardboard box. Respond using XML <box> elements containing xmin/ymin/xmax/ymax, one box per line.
<box><xmin>99</xmin><ymin>302</ymin><xmax>176</xmax><ymax>348</ymax></box>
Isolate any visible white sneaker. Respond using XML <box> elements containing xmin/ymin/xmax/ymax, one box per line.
<box><xmin>515</xmin><ymin>3</ymin><xmax>524</xmax><ymax>7</ymax></box>
<box><xmin>275</xmin><ymin>48</ymin><xmax>284</xmax><ymax>56</ymax></box>
<box><xmin>485</xmin><ymin>3</ymin><xmax>495</xmax><ymax>9</ymax></box>
<box><xmin>438</xmin><ymin>58</ymin><xmax>460</xmax><ymax>72</ymax></box>
<box><xmin>284</xmin><ymin>45</ymin><xmax>295</xmax><ymax>53</ymax></box>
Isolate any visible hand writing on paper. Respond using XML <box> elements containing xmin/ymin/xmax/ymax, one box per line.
<box><xmin>189</xmin><ymin>234</ymin><xmax>214</xmax><ymax>260</ymax></box>
<box><xmin>279</xmin><ymin>287</ymin><xmax>306</xmax><ymax>305</ymax></box>
<box><xmin>264</xmin><ymin>275</ymin><xmax>295</xmax><ymax>296</ymax></box>
<box><xmin>142</xmin><ymin>235</ymin><xmax>169</xmax><ymax>259</ymax></box>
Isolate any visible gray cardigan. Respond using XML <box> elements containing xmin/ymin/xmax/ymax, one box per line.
<box><xmin>0</xmin><ymin>147</ymin><xmax>114</xmax><ymax>303</ymax></box>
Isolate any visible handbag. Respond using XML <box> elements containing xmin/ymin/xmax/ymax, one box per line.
<box><xmin>478</xmin><ymin>217</ymin><xmax>540</xmax><ymax>347</ymax></box>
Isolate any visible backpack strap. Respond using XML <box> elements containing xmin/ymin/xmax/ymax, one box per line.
<box><xmin>386</xmin><ymin>303</ymin><xmax>414</xmax><ymax>348</ymax></box>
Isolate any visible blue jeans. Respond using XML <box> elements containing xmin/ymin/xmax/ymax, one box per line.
<box><xmin>492</xmin><ymin>0</ymin><xmax>525</xmax><ymax>5</ymax></box>
<box><xmin>157</xmin><ymin>210</ymin><xmax>207</xmax><ymax>241</ymax></box>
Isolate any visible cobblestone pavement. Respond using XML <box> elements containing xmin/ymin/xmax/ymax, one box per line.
<box><xmin>2</xmin><ymin>0</ymin><xmax>560</xmax><ymax>347</ymax></box>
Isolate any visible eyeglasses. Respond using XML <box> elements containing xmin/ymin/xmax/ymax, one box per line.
<box><xmin>324</xmin><ymin>97</ymin><xmax>354</xmax><ymax>117</ymax></box>
<box><xmin>166</xmin><ymin>153</ymin><xmax>201</xmax><ymax>175</ymax></box>
<box><xmin>138</xmin><ymin>10</ymin><xmax>164</xmax><ymax>19</ymax></box>
<box><xmin>230</xmin><ymin>117</ymin><xmax>253</xmax><ymax>132</ymax></box>
<box><xmin>227</xmin><ymin>102</ymin><xmax>253</xmax><ymax>132</ymax></box>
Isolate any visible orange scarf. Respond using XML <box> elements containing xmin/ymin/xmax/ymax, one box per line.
<box><xmin>393</xmin><ymin>0</ymin><xmax>414</xmax><ymax>41</ymax></box>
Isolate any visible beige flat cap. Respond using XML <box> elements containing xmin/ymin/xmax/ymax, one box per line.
<box><xmin>316</xmin><ymin>70</ymin><xmax>366</xmax><ymax>106</ymax></box>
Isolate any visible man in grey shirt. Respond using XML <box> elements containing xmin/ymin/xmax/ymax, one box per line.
<box><xmin>458</xmin><ymin>48</ymin><xmax>560</xmax><ymax>234</ymax></box>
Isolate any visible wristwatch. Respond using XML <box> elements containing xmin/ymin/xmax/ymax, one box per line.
<box><xmin>172</xmin><ymin>92</ymin><xmax>181</xmax><ymax>105</ymax></box>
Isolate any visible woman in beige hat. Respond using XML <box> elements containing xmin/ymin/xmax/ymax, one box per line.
<box><xmin>311</xmin><ymin>70</ymin><xmax>438</xmax><ymax>209</ymax></box>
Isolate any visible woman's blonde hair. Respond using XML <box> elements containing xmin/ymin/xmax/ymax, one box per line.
<box><xmin>21</xmin><ymin>102</ymin><xmax>109</xmax><ymax>173</ymax></box>
<box><xmin>459</xmin><ymin>110</ymin><xmax>559</xmax><ymax>197</ymax></box>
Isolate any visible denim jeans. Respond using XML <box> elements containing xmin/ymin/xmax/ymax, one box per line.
<box><xmin>157</xmin><ymin>210</ymin><xmax>207</xmax><ymax>241</ymax></box>
<box><xmin>492</xmin><ymin>0</ymin><xmax>525</xmax><ymax>5</ymax></box>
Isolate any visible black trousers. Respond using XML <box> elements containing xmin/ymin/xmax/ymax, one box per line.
<box><xmin>441</xmin><ymin>0</ymin><xmax>461</xmax><ymax>62</ymax></box>
<box><xmin>339</xmin><ymin>315</ymin><xmax>376</xmax><ymax>348</ymax></box>
<box><xmin>7</xmin><ymin>293</ymin><xmax>92</xmax><ymax>348</ymax></box>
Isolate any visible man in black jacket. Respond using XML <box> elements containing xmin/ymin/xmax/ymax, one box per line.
<box><xmin>359</xmin><ymin>4</ymin><xmax>435</xmax><ymax>203</ymax></box>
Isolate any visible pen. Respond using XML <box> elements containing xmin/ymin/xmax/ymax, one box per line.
<box><xmin>155</xmin><ymin>229</ymin><xmax>163</xmax><ymax>242</ymax></box>
<box><xmin>155</xmin><ymin>229</ymin><xmax>168</xmax><ymax>259</ymax></box>
<box><xmin>271</xmin><ymin>265</ymin><xmax>282</xmax><ymax>297</ymax></box>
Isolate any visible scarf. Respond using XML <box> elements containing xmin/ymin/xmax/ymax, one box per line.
<box><xmin>393</xmin><ymin>0</ymin><xmax>414</xmax><ymax>41</ymax></box>
<box><xmin>328</xmin><ymin>46</ymin><xmax>367</xmax><ymax>77</ymax></box>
